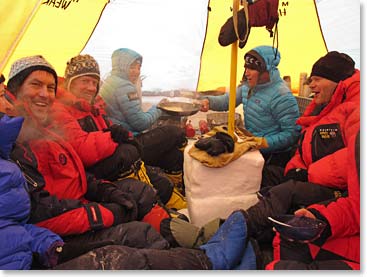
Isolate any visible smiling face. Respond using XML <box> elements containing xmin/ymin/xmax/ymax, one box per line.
<box><xmin>308</xmin><ymin>76</ymin><xmax>338</xmax><ymax>105</ymax></box>
<box><xmin>69</xmin><ymin>75</ymin><xmax>99</xmax><ymax>104</ymax></box>
<box><xmin>16</xmin><ymin>70</ymin><xmax>56</xmax><ymax>124</ymax></box>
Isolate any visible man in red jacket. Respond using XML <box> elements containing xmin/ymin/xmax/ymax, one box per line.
<box><xmin>266</xmin><ymin>130</ymin><xmax>360</xmax><ymax>270</ymax></box>
<box><xmin>52</xmin><ymin>54</ymin><xmax>186</xmax><ymax>211</ymax></box>
<box><xmin>6</xmin><ymin>55</ymin><xmax>173</xmax><ymax>263</ymax></box>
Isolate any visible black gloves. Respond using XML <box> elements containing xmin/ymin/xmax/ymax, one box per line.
<box><xmin>283</xmin><ymin>168</ymin><xmax>308</xmax><ymax>182</ymax></box>
<box><xmin>104</xmin><ymin>124</ymin><xmax>133</xmax><ymax>143</ymax></box>
<box><xmin>99</xmin><ymin>181</ymin><xmax>137</xmax><ymax>209</ymax></box>
<box><xmin>88</xmin><ymin>143</ymin><xmax>140</xmax><ymax>181</ymax></box>
<box><xmin>195</xmin><ymin>137</ymin><xmax>226</xmax><ymax>156</ymax></box>
<box><xmin>195</xmin><ymin>132</ymin><xmax>235</xmax><ymax>156</ymax></box>
<box><xmin>86</xmin><ymin>180</ymin><xmax>139</xmax><ymax>222</ymax></box>
<box><xmin>215</xmin><ymin>132</ymin><xmax>235</xmax><ymax>152</ymax></box>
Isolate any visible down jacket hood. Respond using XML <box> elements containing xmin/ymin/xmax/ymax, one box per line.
<box><xmin>246</xmin><ymin>45</ymin><xmax>281</xmax><ymax>82</ymax></box>
<box><xmin>0</xmin><ymin>114</ymin><xmax>24</xmax><ymax>159</ymax></box>
<box><xmin>111</xmin><ymin>48</ymin><xmax>143</xmax><ymax>79</ymax></box>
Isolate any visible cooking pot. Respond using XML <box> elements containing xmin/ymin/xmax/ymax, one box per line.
<box><xmin>157</xmin><ymin>101</ymin><xmax>200</xmax><ymax>116</ymax></box>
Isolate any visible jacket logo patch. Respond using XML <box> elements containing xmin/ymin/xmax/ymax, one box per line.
<box><xmin>59</xmin><ymin>154</ymin><xmax>67</xmax><ymax>165</ymax></box>
<box><xmin>319</xmin><ymin>128</ymin><xmax>338</xmax><ymax>139</ymax></box>
<box><xmin>127</xmin><ymin>92</ymin><xmax>139</xmax><ymax>101</ymax></box>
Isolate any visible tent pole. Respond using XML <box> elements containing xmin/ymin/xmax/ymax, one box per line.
<box><xmin>227</xmin><ymin>0</ymin><xmax>239</xmax><ymax>137</ymax></box>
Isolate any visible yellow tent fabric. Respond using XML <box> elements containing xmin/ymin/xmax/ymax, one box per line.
<box><xmin>0</xmin><ymin>0</ymin><xmax>358</xmax><ymax>94</ymax></box>
<box><xmin>0</xmin><ymin>0</ymin><xmax>42</xmax><ymax>72</ymax></box>
<box><xmin>198</xmin><ymin>0</ymin><xmax>328</xmax><ymax>92</ymax></box>
<box><xmin>0</xmin><ymin>0</ymin><xmax>108</xmax><ymax>78</ymax></box>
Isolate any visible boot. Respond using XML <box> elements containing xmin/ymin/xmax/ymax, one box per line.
<box><xmin>199</xmin><ymin>210</ymin><xmax>248</xmax><ymax>270</ymax></box>
<box><xmin>145</xmin><ymin>166</ymin><xmax>187</xmax><ymax>210</ymax></box>
<box><xmin>164</xmin><ymin>170</ymin><xmax>185</xmax><ymax>196</ymax></box>
<box><xmin>233</xmin><ymin>238</ymin><xmax>257</xmax><ymax>270</ymax></box>
<box><xmin>167</xmin><ymin>209</ymin><xmax>189</xmax><ymax>222</ymax></box>
<box><xmin>160</xmin><ymin>217</ymin><xmax>222</xmax><ymax>248</ymax></box>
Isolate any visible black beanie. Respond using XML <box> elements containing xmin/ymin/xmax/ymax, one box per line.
<box><xmin>310</xmin><ymin>51</ymin><xmax>355</xmax><ymax>83</ymax></box>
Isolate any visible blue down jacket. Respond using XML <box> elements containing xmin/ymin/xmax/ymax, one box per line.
<box><xmin>207</xmin><ymin>45</ymin><xmax>300</xmax><ymax>154</ymax></box>
<box><xmin>99</xmin><ymin>48</ymin><xmax>162</xmax><ymax>135</ymax></box>
<box><xmin>0</xmin><ymin>115</ymin><xmax>63</xmax><ymax>269</ymax></box>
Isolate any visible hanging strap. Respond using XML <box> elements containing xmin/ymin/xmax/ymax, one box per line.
<box><xmin>272</xmin><ymin>20</ymin><xmax>279</xmax><ymax>60</ymax></box>
<box><xmin>233</xmin><ymin>1</ymin><xmax>250</xmax><ymax>44</ymax></box>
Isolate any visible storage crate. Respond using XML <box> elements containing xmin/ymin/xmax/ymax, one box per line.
<box><xmin>295</xmin><ymin>96</ymin><xmax>312</xmax><ymax>115</ymax></box>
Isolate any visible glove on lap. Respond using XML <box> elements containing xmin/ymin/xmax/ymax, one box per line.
<box><xmin>98</xmin><ymin>181</ymin><xmax>138</xmax><ymax>220</ymax></box>
<box><xmin>104</xmin><ymin>124</ymin><xmax>133</xmax><ymax>143</ymax></box>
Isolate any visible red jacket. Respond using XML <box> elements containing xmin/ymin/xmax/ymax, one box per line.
<box><xmin>306</xmin><ymin>130</ymin><xmax>360</xmax><ymax>264</ymax></box>
<box><xmin>11</xmin><ymin>116</ymin><xmax>115</xmax><ymax>236</ymax></box>
<box><xmin>285</xmin><ymin>71</ymin><xmax>360</xmax><ymax>189</ymax></box>
<box><xmin>269</xmin><ymin>131</ymin><xmax>360</xmax><ymax>270</ymax></box>
<box><xmin>53</xmin><ymin>87</ymin><xmax>118</xmax><ymax>167</ymax></box>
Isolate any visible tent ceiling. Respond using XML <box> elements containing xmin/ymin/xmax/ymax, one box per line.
<box><xmin>0</xmin><ymin>0</ymin><xmax>360</xmax><ymax>93</ymax></box>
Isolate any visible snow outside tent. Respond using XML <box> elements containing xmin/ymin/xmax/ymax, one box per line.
<box><xmin>0</xmin><ymin>0</ymin><xmax>360</xmax><ymax>94</ymax></box>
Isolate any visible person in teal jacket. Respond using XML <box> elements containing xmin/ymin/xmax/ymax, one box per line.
<box><xmin>99</xmin><ymin>48</ymin><xmax>187</xmax><ymax>193</ymax></box>
<box><xmin>200</xmin><ymin>45</ymin><xmax>300</xmax><ymax>167</ymax></box>
<box><xmin>99</xmin><ymin>48</ymin><xmax>161</xmax><ymax>134</ymax></box>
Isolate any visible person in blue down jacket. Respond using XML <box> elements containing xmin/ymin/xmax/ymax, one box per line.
<box><xmin>99</xmin><ymin>48</ymin><xmax>161</xmax><ymax>134</ymax></box>
<box><xmin>200</xmin><ymin>45</ymin><xmax>301</xmax><ymax>167</ymax></box>
<box><xmin>0</xmin><ymin>111</ymin><xmax>63</xmax><ymax>269</ymax></box>
<box><xmin>99</xmin><ymin>48</ymin><xmax>188</xmax><ymax>193</ymax></box>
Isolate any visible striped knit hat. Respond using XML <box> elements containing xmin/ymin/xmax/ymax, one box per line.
<box><xmin>7</xmin><ymin>55</ymin><xmax>58</xmax><ymax>94</ymax></box>
<box><xmin>64</xmin><ymin>54</ymin><xmax>100</xmax><ymax>91</ymax></box>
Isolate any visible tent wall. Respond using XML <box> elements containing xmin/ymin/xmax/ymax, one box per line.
<box><xmin>198</xmin><ymin>0</ymin><xmax>328</xmax><ymax>92</ymax></box>
<box><xmin>0</xmin><ymin>0</ymin><xmax>108</xmax><ymax>78</ymax></box>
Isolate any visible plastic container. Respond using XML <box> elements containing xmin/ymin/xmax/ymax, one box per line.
<box><xmin>268</xmin><ymin>215</ymin><xmax>326</xmax><ymax>243</ymax></box>
<box><xmin>206</xmin><ymin>112</ymin><xmax>242</xmax><ymax>129</ymax></box>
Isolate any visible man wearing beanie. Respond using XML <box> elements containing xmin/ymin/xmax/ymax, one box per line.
<box><xmin>2</xmin><ymin>56</ymin><xmax>261</xmax><ymax>271</ymax></box>
<box><xmin>200</xmin><ymin>45</ymin><xmax>301</xmax><ymax>168</ymax></box>
<box><xmin>54</xmin><ymin>53</ymin><xmax>188</xmax><ymax>218</ymax></box>
<box><xmin>264</xmin><ymin>51</ymin><xmax>360</xmax><ymax>270</ymax></box>
<box><xmin>6</xmin><ymin>55</ymin><xmax>183</xmax><ymax>264</ymax></box>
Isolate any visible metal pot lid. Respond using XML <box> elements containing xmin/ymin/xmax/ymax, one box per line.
<box><xmin>157</xmin><ymin>101</ymin><xmax>200</xmax><ymax>116</ymax></box>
